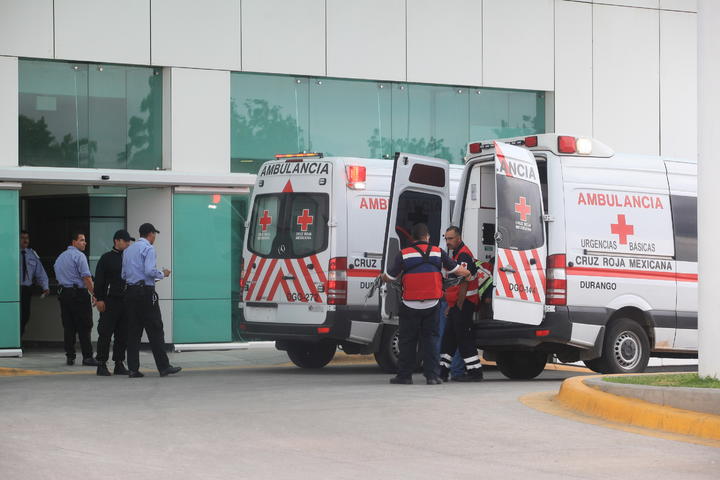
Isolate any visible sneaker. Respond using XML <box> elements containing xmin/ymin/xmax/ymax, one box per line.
<box><xmin>389</xmin><ymin>376</ymin><xmax>413</xmax><ymax>385</ymax></box>
<box><xmin>452</xmin><ymin>370</ymin><xmax>484</xmax><ymax>382</ymax></box>
<box><xmin>426</xmin><ymin>377</ymin><xmax>443</xmax><ymax>385</ymax></box>
<box><xmin>96</xmin><ymin>363</ymin><xmax>111</xmax><ymax>376</ymax></box>
<box><xmin>113</xmin><ymin>362</ymin><xmax>130</xmax><ymax>376</ymax></box>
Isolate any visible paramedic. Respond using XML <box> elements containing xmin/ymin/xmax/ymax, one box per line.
<box><xmin>441</xmin><ymin>226</ymin><xmax>483</xmax><ymax>382</ymax></box>
<box><xmin>382</xmin><ymin>223</ymin><xmax>469</xmax><ymax>385</ymax></box>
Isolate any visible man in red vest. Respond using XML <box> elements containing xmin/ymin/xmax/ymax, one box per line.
<box><xmin>441</xmin><ymin>226</ymin><xmax>484</xmax><ymax>382</ymax></box>
<box><xmin>383</xmin><ymin>223</ymin><xmax>469</xmax><ymax>385</ymax></box>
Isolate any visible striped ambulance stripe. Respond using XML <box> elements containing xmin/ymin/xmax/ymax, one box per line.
<box><xmin>495</xmin><ymin>253</ymin><xmax>514</xmax><ymax>298</ymax></box>
<box><xmin>503</xmin><ymin>249</ymin><xmax>528</xmax><ymax>301</ymax></box>
<box><xmin>518</xmin><ymin>250</ymin><xmax>541</xmax><ymax>302</ymax></box>
<box><xmin>245</xmin><ymin>255</ymin><xmax>328</xmax><ymax>303</ymax></box>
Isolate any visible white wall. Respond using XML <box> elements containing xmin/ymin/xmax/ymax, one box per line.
<box><xmin>483</xmin><ymin>0</ymin><xmax>554</xmax><ymax>91</ymax></box>
<box><xmin>326</xmin><ymin>0</ymin><xmax>406</xmax><ymax>81</ymax></box>
<box><xmin>660</xmin><ymin>10</ymin><xmax>697</xmax><ymax>159</ymax></box>
<box><xmin>165</xmin><ymin>68</ymin><xmax>230</xmax><ymax>174</ymax></box>
<box><xmin>554</xmin><ymin>0</ymin><xmax>593</xmax><ymax>137</ymax></box>
<box><xmin>151</xmin><ymin>0</ymin><xmax>241</xmax><ymax>70</ymax></box>
<box><xmin>0</xmin><ymin>56</ymin><xmax>18</xmax><ymax>167</ymax></box>
<box><xmin>54</xmin><ymin>0</ymin><xmax>150</xmax><ymax>65</ymax></box>
<box><xmin>406</xmin><ymin>0</ymin><xmax>482</xmax><ymax>86</ymax></box>
<box><xmin>593</xmin><ymin>4</ymin><xmax>660</xmax><ymax>155</ymax></box>
<box><xmin>241</xmin><ymin>0</ymin><xmax>325</xmax><ymax>77</ymax></box>
<box><xmin>0</xmin><ymin>0</ymin><xmax>53</xmax><ymax>58</ymax></box>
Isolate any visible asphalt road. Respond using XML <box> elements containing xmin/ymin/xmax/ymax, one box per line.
<box><xmin>0</xmin><ymin>354</ymin><xmax>717</xmax><ymax>479</ymax></box>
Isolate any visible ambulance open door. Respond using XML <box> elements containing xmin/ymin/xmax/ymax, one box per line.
<box><xmin>492</xmin><ymin>141</ymin><xmax>547</xmax><ymax>325</ymax></box>
<box><xmin>380</xmin><ymin>153</ymin><xmax>450</xmax><ymax>320</ymax></box>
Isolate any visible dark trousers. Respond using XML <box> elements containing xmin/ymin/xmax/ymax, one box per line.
<box><xmin>441</xmin><ymin>300</ymin><xmax>481</xmax><ymax>371</ymax></box>
<box><xmin>397</xmin><ymin>303</ymin><xmax>440</xmax><ymax>379</ymax></box>
<box><xmin>58</xmin><ymin>288</ymin><xmax>93</xmax><ymax>360</ymax></box>
<box><xmin>20</xmin><ymin>286</ymin><xmax>32</xmax><ymax>337</ymax></box>
<box><xmin>125</xmin><ymin>286</ymin><xmax>170</xmax><ymax>373</ymax></box>
<box><xmin>96</xmin><ymin>296</ymin><xmax>128</xmax><ymax>363</ymax></box>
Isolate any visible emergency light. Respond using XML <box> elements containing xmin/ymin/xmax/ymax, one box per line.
<box><xmin>274</xmin><ymin>152</ymin><xmax>324</xmax><ymax>162</ymax></box>
<box><xmin>345</xmin><ymin>165</ymin><xmax>366</xmax><ymax>190</ymax></box>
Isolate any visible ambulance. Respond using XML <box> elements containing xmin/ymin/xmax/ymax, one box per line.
<box><xmin>239</xmin><ymin>153</ymin><xmax>463</xmax><ymax>371</ymax></box>
<box><xmin>380</xmin><ymin>134</ymin><xmax>698</xmax><ymax>379</ymax></box>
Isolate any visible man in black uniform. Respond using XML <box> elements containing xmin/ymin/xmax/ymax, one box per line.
<box><xmin>94</xmin><ymin>230</ymin><xmax>134</xmax><ymax>376</ymax></box>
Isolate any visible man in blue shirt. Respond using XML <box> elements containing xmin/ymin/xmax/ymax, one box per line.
<box><xmin>53</xmin><ymin>232</ymin><xmax>97</xmax><ymax>366</ymax></box>
<box><xmin>19</xmin><ymin>230</ymin><xmax>49</xmax><ymax>337</ymax></box>
<box><xmin>122</xmin><ymin>223</ymin><xmax>181</xmax><ymax>378</ymax></box>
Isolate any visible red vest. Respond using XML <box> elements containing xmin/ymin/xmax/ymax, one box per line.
<box><xmin>445</xmin><ymin>244</ymin><xmax>479</xmax><ymax>305</ymax></box>
<box><xmin>400</xmin><ymin>243</ymin><xmax>443</xmax><ymax>301</ymax></box>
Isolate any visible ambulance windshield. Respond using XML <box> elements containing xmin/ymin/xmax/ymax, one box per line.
<box><xmin>496</xmin><ymin>175</ymin><xmax>544</xmax><ymax>251</ymax></box>
<box><xmin>248</xmin><ymin>193</ymin><xmax>329</xmax><ymax>258</ymax></box>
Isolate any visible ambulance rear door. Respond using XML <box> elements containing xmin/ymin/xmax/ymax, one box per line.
<box><xmin>381</xmin><ymin>153</ymin><xmax>451</xmax><ymax>320</ymax></box>
<box><xmin>493</xmin><ymin>141</ymin><xmax>547</xmax><ymax>325</ymax></box>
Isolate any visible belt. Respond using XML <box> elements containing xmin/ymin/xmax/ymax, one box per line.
<box><xmin>126</xmin><ymin>283</ymin><xmax>154</xmax><ymax>290</ymax></box>
<box><xmin>61</xmin><ymin>285</ymin><xmax>86</xmax><ymax>290</ymax></box>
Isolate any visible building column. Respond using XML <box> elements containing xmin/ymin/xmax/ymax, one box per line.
<box><xmin>698</xmin><ymin>0</ymin><xmax>720</xmax><ymax>379</ymax></box>
<box><xmin>0</xmin><ymin>56</ymin><xmax>18</xmax><ymax>167</ymax></box>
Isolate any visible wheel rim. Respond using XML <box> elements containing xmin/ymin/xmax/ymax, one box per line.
<box><xmin>613</xmin><ymin>330</ymin><xmax>642</xmax><ymax>370</ymax></box>
<box><xmin>391</xmin><ymin>330</ymin><xmax>400</xmax><ymax>360</ymax></box>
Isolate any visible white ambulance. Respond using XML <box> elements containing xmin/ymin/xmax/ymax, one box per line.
<box><xmin>380</xmin><ymin>134</ymin><xmax>697</xmax><ymax>379</ymax></box>
<box><xmin>239</xmin><ymin>153</ymin><xmax>463</xmax><ymax>371</ymax></box>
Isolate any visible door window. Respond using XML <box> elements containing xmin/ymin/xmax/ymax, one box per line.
<box><xmin>496</xmin><ymin>175</ymin><xmax>543</xmax><ymax>251</ymax></box>
<box><xmin>394</xmin><ymin>191</ymin><xmax>443</xmax><ymax>248</ymax></box>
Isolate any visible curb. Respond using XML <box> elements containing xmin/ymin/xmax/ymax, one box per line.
<box><xmin>557</xmin><ymin>375</ymin><xmax>720</xmax><ymax>442</ymax></box>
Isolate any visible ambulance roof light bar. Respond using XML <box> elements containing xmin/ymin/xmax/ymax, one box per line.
<box><xmin>466</xmin><ymin>134</ymin><xmax>607</xmax><ymax>158</ymax></box>
<box><xmin>274</xmin><ymin>152</ymin><xmax>324</xmax><ymax>162</ymax></box>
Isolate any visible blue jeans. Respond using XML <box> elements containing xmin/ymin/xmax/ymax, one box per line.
<box><xmin>437</xmin><ymin>299</ymin><xmax>465</xmax><ymax>377</ymax></box>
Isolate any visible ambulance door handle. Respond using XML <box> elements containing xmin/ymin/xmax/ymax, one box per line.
<box><xmin>499</xmin><ymin>266</ymin><xmax>516</xmax><ymax>273</ymax></box>
<box><xmin>283</xmin><ymin>275</ymin><xmax>295</xmax><ymax>281</ymax></box>
<box><xmin>307</xmin><ymin>263</ymin><xmax>314</xmax><ymax>270</ymax></box>
<box><xmin>529</xmin><ymin>258</ymin><xmax>536</xmax><ymax>266</ymax></box>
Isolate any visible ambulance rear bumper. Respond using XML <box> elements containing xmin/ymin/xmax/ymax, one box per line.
<box><xmin>240</xmin><ymin>306</ymin><xmax>378</xmax><ymax>344</ymax></box>
<box><xmin>475</xmin><ymin>307</ymin><xmax>573</xmax><ymax>351</ymax></box>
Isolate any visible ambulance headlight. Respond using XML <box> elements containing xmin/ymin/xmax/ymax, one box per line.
<box><xmin>576</xmin><ymin>138</ymin><xmax>593</xmax><ymax>155</ymax></box>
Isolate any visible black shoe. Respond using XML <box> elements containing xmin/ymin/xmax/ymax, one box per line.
<box><xmin>426</xmin><ymin>377</ymin><xmax>443</xmax><ymax>385</ymax></box>
<box><xmin>96</xmin><ymin>363</ymin><xmax>111</xmax><ymax>376</ymax></box>
<box><xmin>82</xmin><ymin>357</ymin><xmax>99</xmax><ymax>366</ymax></box>
<box><xmin>389</xmin><ymin>376</ymin><xmax>413</xmax><ymax>385</ymax></box>
<box><xmin>453</xmin><ymin>370</ymin><xmax>484</xmax><ymax>382</ymax></box>
<box><xmin>66</xmin><ymin>357</ymin><xmax>75</xmax><ymax>366</ymax></box>
<box><xmin>113</xmin><ymin>362</ymin><xmax>130</xmax><ymax>376</ymax></box>
<box><xmin>159</xmin><ymin>366</ymin><xmax>182</xmax><ymax>377</ymax></box>
<box><xmin>439</xmin><ymin>374</ymin><xmax>449</xmax><ymax>382</ymax></box>
<box><xmin>128</xmin><ymin>371</ymin><xmax>145</xmax><ymax>378</ymax></box>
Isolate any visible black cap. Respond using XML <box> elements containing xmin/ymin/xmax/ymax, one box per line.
<box><xmin>139</xmin><ymin>223</ymin><xmax>160</xmax><ymax>237</ymax></box>
<box><xmin>113</xmin><ymin>229</ymin><xmax>135</xmax><ymax>242</ymax></box>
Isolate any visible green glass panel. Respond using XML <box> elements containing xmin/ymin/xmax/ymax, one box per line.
<box><xmin>470</xmin><ymin>89</ymin><xmax>545</xmax><ymax>141</ymax></box>
<box><xmin>0</xmin><ymin>190</ymin><xmax>19</xmax><ymax>302</ymax></box>
<box><xmin>308</xmin><ymin>78</ymin><xmax>391</xmax><ymax>158</ymax></box>
<box><xmin>0</xmin><ymin>189</ymin><xmax>20</xmax><ymax>349</ymax></box>
<box><xmin>0</xmin><ymin>303</ymin><xmax>20</xmax><ymax>349</ymax></box>
<box><xmin>173</xmin><ymin>193</ymin><xmax>248</xmax><ymax>342</ymax></box>
<box><xmin>231</xmin><ymin>73</ymin><xmax>309</xmax><ymax>174</ymax></box>
<box><xmin>173</xmin><ymin>300</ymin><xmax>231</xmax><ymax>343</ymax></box>
<box><xmin>19</xmin><ymin>60</ymin><xmax>88</xmax><ymax>167</ymax></box>
<box><xmin>394</xmin><ymin>84</ymin><xmax>469</xmax><ymax>163</ymax></box>
<box><xmin>19</xmin><ymin>59</ymin><xmax>161</xmax><ymax>170</ymax></box>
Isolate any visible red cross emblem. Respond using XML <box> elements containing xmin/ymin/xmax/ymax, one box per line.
<box><xmin>514</xmin><ymin>196</ymin><xmax>531</xmax><ymax>222</ymax></box>
<box><xmin>296</xmin><ymin>209</ymin><xmax>314</xmax><ymax>232</ymax></box>
<box><xmin>259</xmin><ymin>210</ymin><xmax>272</xmax><ymax>231</ymax></box>
<box><xmin>610</xmin><ymin>214</ymin><xmax>634</xmax><ymax>245</ymax></box>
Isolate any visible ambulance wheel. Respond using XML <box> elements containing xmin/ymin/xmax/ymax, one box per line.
<box><xmin>496</xmin><ymin>351</ymin><xmax>547</xmax><ymax>380</ymax></box>
<box><xmin>374</xmin><ymin>325</ymin><xmax>400</xmax><ymax>373</ymax></box>
<box><xmin>595</xmin><ymin>318</ymin><xmax>650</xmax><ymax>374</ymax></box>
<box><xmin>286</xmin><ymin>341</ymin><xmax>337</xmax><ymax>369</ymax></box>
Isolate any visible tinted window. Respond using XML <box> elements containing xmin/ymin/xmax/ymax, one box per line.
<box><xmin>409</xmin><ymin>164</ymin><xmax>445</xmax><ymax>187</ymax></box>
<box><xmin>395</xmin><ymin>191</ymin><xmax>443</xmax><ymax>249</ymax></box>
<box><xmin>496</xmin><ymin>175</ymin><xmax>544</xmax><ymax>251</ymax></box>
<box><xmin>671</xmin><ymin>195</ymin><xmax>697</xmax><ymax>262</ymax></box>
<box><xmin>248</xmin><ymin>193</ymin><xmax>329</xmax><ymax>258</ymax></box>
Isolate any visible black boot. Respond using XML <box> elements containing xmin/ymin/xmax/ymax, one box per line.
<box><xmin>113</xmin><ymin>362</ymin><xmax>129</xmax><ymax>376</ymax></box>
<box><xmin>439</xmin><ymin>365</ymin><xmax>450</xmax><ymax>382</ymax></box>
<box><xmin>96</xmin><ymin>363</ymin><xmax>111</xmax><ymax>376</ymax></box>
<box><xmin>453</xmin><ymin>368</ymin><xmax>484</xmax><ymax>382</ymax></box>
<box><xmin>128</xmin><ymin>371</ymin><xmax>145</xmax><ymax>378</ymax></box>
<box><xmin>389</xmin><ymin>376</ymin><xmax>413</xmax><ymax>385</ymax></box>
<box><xmin>82</xmin><ymin>357</ymin><xmax>99</xmax><ymax>366</ymax></box>
<box><xmin>66</xmin><ymin>357</ymin><xmax>75</xmax><ymax>366</ymax></box>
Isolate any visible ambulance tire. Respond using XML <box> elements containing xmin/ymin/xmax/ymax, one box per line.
<box><xmin>286</xmin><ymin>341</ymin><xmax>337</xmax><ymax>369</ymax></box>
<box><xmin>593</xmin><ymin>318</ymin><xmax>650</xmax><ymax>374</ymax></box>
<box><xmin>496</xmin><ymin>351</ymin><xmax>547</xmax><ymax>380</ymax></box>
<box><xmin>374</xmin><ymin>325</ymin><xmax>400</xmax><ymax>373</ymax></box>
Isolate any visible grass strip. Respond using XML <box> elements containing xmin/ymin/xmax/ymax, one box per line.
<box><xmin>604</xmin><ymin>373</ymin><xmax>720</xmax><ymax>389</ymax></box>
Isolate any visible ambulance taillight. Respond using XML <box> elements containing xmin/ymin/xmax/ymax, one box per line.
<box><xmin>558</xmin><ymin>136</ymin><xmax>576</xmax><ymax>154</ymax></box>
<box><xmin>468</xmin><ymin>142</ymin><xmax>482</xmax><ymax>154</ymax></box>
<box><xmin>327</xmin><ymin>257</ymin><xmax>348</xmax><ymax>305</ymax></box>
<box><xmin>546</xmin><ymin>254</ymin><xmax>567</xmax><ymax>306</ymax></box>
<box><xmin>524</xmin><ymin>136</ymin><xmax>538</xmax><ymax>147</ymax></box>
<box><xmin>346</xmin><ymin>165</ymin><xmax>366</xmax><ymax>190</ymax></box>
